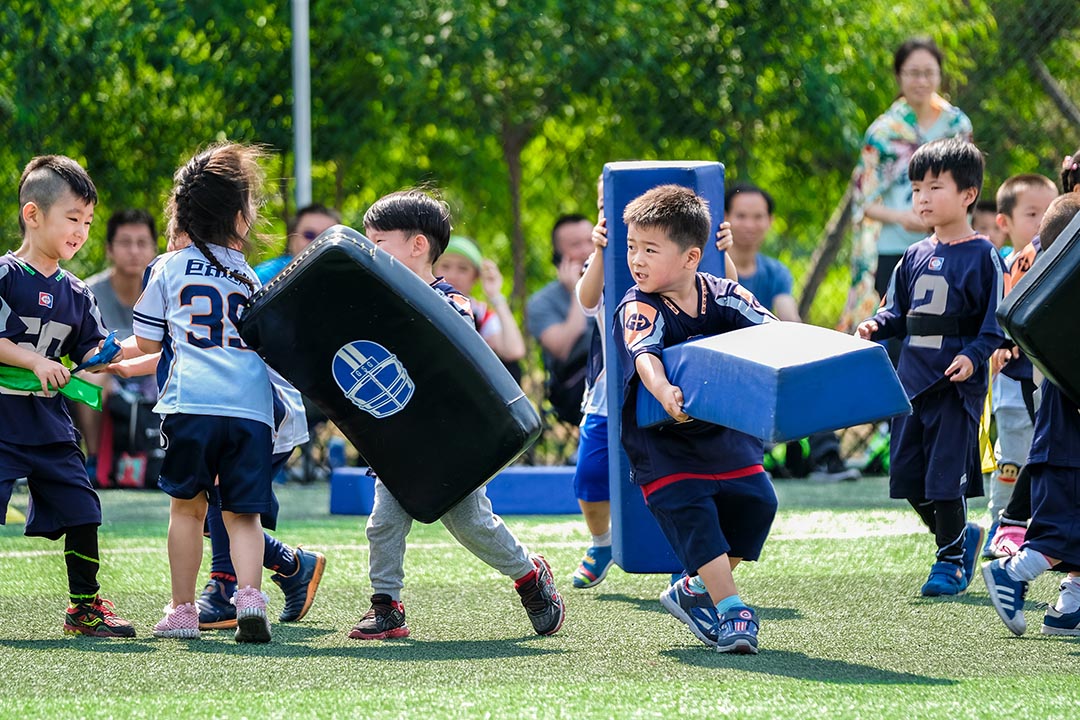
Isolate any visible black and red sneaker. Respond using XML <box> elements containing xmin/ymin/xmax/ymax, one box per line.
<box><xmin>348</xmin><ymin>594</ymin><xmax>410</xmax><ymax>640</ymax></box>
<box><xmin>64</xmin><ymin>597</ymin><xmax>137</xmax><ymax>638</ymax></box>
<box><xmin>515</xmin><ymin>554</ymin><xmax>565</xmax><ymax>636</ymax></box>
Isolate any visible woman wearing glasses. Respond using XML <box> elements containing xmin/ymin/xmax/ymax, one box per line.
<box><xmin>838</xmin><ymin>37</ymin><xmax>973</xmax><ymax>333</ymax></box>
<box><xmin>254</xmin><ymin>203</ymin><xmax>342</xmax><ymax>284</ymax></box>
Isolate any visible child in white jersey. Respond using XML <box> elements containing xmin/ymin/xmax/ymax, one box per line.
<box><xmin>131</xmin><ymin>143</ymin><xmax>276</xmax><ymax>642</ymax></box>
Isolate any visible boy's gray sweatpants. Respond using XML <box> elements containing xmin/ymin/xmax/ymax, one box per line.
<box><xmin>366</xmin><ymin>478</ymin><xmax>535</xmax><ymax>601</ymax></box>
<box><xmin>988</xmin><ymin>406</ymin><xmax>1034</xmax><ymax>523</ymax></box>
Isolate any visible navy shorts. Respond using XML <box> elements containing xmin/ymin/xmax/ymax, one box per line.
<box><xmin>0</xmin><ymin>438</ymin><xmax>101</xmax><ymax>540</ymax></box>
<box><xmin>890</xmin><ymin>390</ymin><xmax>983</xmax><ymax>501</ymax></box>
<box><xmin>205</xmin><ymin>450</ymin><xmax>288</xmax><ymax>531</ymax></box>
<box><xmin>1025</xmin><ymin>463</ymin><xmax>1080</xmax><ymax>569</ymax></box>
<box><xmin>573</xmin><ymin>413</ymin><xmax>610</xmax><ymax>503</ymax></box>
<box><xmin>158</xmin><ymin>414</ymin><xmax>273</xmax><ymax>515</ymax></box>
<box><xmin>643</xmin><ymin>470</ymin><xmax>777</xmax><ymax>574</ymax></box>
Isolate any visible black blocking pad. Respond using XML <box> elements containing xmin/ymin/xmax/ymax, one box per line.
<box><xmin>997</xmin><ymin>211</ymin><xmax>1080</xmax><ymax>406</ymax></box>
<box><xmin>238</xmin><ymin>225</ymin><xmax>541</xmax><ymax>523</ymax></box>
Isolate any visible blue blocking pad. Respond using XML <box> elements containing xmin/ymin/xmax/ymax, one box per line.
<box><xmin>635</xmin><ymin>322</ymin><xmax>911</xmax><ymax>442</ymax></box>
<box><xmin>602</xmin><ymin>161</ymin><xmax>726</xmax><ymax>573</ymax></box>
<box><xmin>239</xmin><ymin>225</ymin><xmax>541</xmax><ymax>523</ymax></box>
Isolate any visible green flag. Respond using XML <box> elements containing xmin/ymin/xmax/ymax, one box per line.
<box><xmin>0</xmin><ymin>365</ymin><xmax>104</xmax><ymax>411</ymax></box>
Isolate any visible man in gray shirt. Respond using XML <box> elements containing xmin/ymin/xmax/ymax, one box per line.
<box><xmin>526</xmin><ymin>214</ymin><xmax>594</xmax><ymax>425</ymax></box>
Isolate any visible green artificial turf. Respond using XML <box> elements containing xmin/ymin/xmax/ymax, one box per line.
<box><xmin>0</xmin><ymin>478</ymin><xmax>1076</xmax><ymax>719</ymax></box>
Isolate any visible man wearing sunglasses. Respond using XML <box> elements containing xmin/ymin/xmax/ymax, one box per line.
<box><xmin>254</xmin><ymin>203</ymin><xmax>342</xmax><ymax>284</ymax></box>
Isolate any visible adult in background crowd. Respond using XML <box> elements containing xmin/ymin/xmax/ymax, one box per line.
<box><xmin>76</xmin><ymin>209</ymin><xmax>159</xmax><ymax>482</ymax></box>
<box><xmin>254</xmin><ymin>203</ymin><xmax>342</xmax><ymax>284</ymax></box>
<box><xmin>526</xmin><ymin>214</ymin><xmax>594</xmax><ymax>427</ymax></box>
<box><xmin>838</xmin><ymin>37</ymin><xmax>973</xmax><ymax>334</ymax></box>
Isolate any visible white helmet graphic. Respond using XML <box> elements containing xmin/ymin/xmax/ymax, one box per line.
<box><xmin>332</xmin><ymin>340</ymin><xmax>414</xmax><ymax>418</ymax></box>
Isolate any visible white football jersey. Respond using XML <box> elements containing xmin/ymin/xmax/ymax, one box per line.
<box><xmin>133</xmin><ymin>244</ymin><xmax>273</xmax><ymax>427</ymax></box>
<box><xmin>269</xmin><ymin>367</ymin><xmax>309</xmax><ymax>453</ymax></box>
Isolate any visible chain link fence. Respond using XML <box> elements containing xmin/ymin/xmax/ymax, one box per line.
<box><xmin>1</xmin><ymin>0</ymin><xmax>1077</xmax><ymax>465</ymax></box>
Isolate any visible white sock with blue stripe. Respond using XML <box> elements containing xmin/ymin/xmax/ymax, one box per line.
<box><xmin>1005</xmin><ymin>548</ymin><xmax>1052</xmax><ymax>582</ymax></box>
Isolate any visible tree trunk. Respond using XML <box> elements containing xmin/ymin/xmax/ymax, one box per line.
<box><xmin>501</xmin><ymin>122</ymin><xmax>530</xmax><ymax>314</ymax></box>
<box><xmin>1026</xmin><ymin>56</ymin><xmax>1080</xmax><ymax>128</ymax></box>
<box><xmin>798</xmin><ymin>183</ymin><xmax>854</xmax><ymax>320</ymax></box>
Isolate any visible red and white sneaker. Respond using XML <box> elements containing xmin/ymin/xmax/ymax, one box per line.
<box><xmin>153</xmin><ymin>602</ymin><xmax>200</xmax><ymax>639</ymax></box>
<box><xmin>233</xmin><ymin>586</ymin><xmax>272</xmax><ymax>643</ymax></box>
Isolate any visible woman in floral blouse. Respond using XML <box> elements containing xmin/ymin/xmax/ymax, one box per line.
<box><xmin>839</xmin><ymin>37</ymin><xmax>973</xmax><ymax>332</ymax></box>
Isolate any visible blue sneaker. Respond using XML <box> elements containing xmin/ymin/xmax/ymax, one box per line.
<box><xmin>962</xmin><ymin>522</ymin><xmax>985</xmax><ymax>585</ymax></box>
<box><xmin>572</xmin><ymin>545</ymin><xmax>614</xmax><ymax>589</ymax></box>
<box><xmin>921</xmin><ymin>561</ymin><xmax>967</xmax><ymax>596</ymax></box>
<box><xmin>270</xmin><ymin>547</ymin><xmax>326</xmax><ymax>622</ymax></box>
<box><xmin>659</xmin><ymin>577</ymin><xmax>719</xmax><ymax>647</ymax></box>
<box><xmin>982</xmin><ymin>558</ymin><xmax>1028</xmax><ymax>635</ymax></box>
<box><xmin>1041</xmin><ymin>605</ymin><xmax>1080</xmax><ymax>636</ymax></box>
<box><xmin>982</xmin><ymin>520</ymin><xmax>999</xmax><ymax>559</ymax></box>
<box><xmin>196</xmin><ymin>577</ymin><xmax>238</xmax><ymax>629</ymax></box>
<box><xmin>715</xmin><ymin>606</ymin><xmax>759</xmax><ymax>654</ymax></box>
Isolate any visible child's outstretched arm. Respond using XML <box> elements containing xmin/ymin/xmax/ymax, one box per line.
<box><xmin>104</xmin><ymin>336</ymin><xmax>160</xmax><ymax>378</ymax></box>
<box><xmin>576</xmin><ymin>216</ymin><xmax>607</xmax><ymax>314</ymax></box>
<box><xmin>955</xmin><ymin>246</ymin><xmax>1008</xmax><ymax>381</ymax></box>
<box><xmin>635</xmin><ymin>353</ymin><xmax>689</xmax><ymax>423</ymax></box>
<box><xmin>0</xmin><ymin>337</ymin><xmax>70</xmax><ymax>394</ymax></box>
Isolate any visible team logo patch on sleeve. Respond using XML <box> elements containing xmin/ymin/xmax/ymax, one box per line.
<box><xmin>622</xmin><ymin>301</ymin><xmax>658</xmax><ymax>350</ymax></box>
<box><xmin>38</xmin><ymin>292</ymin><xmax>53</xmax><ymax>308</ymax></box>
<box><xmin>332</xmin><ymin>340</ymin><xmax>415</xmax><ymax>418</ymax></box>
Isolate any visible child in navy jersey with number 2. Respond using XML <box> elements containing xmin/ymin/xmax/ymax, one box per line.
<box><xmin>615</xmin><ymin>184</ymin><xmax>778</xmax><ymax>654</ymax></box>
<box><xmin>133</xmin><ymin>143</ymin><xmax>276</xmax><ymax>642</ymax></box>
<box><xmin>857</xmin><ymin>137</ymin><xmax>1005</xmax><ymax>597</ymax></box>
<box><xmin>0</xmin><ymin>155</ymin><xmax>135</xmax><ymax>638</ymax></box>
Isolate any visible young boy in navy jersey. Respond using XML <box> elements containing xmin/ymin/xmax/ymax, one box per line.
<box><xmin>615</xmin><ymin>184</ymin><xmax>778</xmax><ymax>654</ymax></box>
<box><xmin>857</xmin><ymin>137</ymin><xmax>1006</xmax><ymax>596</ymax></box>
<box><xmin>983</xmin><ymin>193</ymin><xmax>1080</xmax><ymax>637</ymax></box>
<box><xmin>349</xmin><ymin>189</ymin><xmax>565</xmax><ymax>641</ymax></box>
<box><xmin>0</xmin><ymin>155</ymin><xmax>135</xmax><ymax>637</ymax></box>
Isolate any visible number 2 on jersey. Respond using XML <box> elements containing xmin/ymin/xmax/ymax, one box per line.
<box><xmin>181</xmin><ymin>285</ymin><xmax>248</xmax><ymax>349</ymax></box>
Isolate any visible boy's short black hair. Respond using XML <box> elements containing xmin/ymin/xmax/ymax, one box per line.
<box><xmin>1037</xmin><ymin>194</ymin><xmax>1080</xmax><ymax>251</ymax></box>
<box><xmin>725</xmin><ymin>182</ymin><xmax>774</xmax><ymax>216</ymax></box>
<box><xmin>995</xmin><ymin>174</ymin><xmax>1057</xmax><ymax>218</ymax></box>
<box><xmin>106</xmin><ymin>208</ymin><xmax>157</xmax><ymax>246</ymax></box>
<box><xmin>909</xmin><ymin>138</ymin><xmax>985</xmax><ymax>209</ymax></box>
<box><xmin>974</xmin><ymin>199</ymin><xmax>996</xmax><ymax>215</ymax></box>
<box><xmin>622</xmin><ymin>185</ymin><xmax>710</xmax><ymax>252</ymax></box>
<box><xmin>17</xmin><ymin>155</ymin><xmax>98</xmax><ymax>234</ymax></box>
<box><xmin>363</xmin><ymin>190</ymin><xmax>452</xmax><ymax>263</ymax></box>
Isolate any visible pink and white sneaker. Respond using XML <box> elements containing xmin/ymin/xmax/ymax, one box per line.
<box><xmin>153</xmin><ymin>602</ymin><xmax>201</xmax><ymax>639</ymax></box>
<box><xmin>989</xmin><ymin>524</ymin><xmax>1027</xmax><ymax>557</ymax></box>
<box><xmin>233</xmin><ymin>586</ymin><xmax>271</xmax><ymax>643</ymax></box>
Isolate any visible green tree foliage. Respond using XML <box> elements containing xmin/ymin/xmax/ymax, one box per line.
<box><xmin>0</xmin><ymin>0</ymin><xmax>1075</xmax><ymax>326</ymax></box>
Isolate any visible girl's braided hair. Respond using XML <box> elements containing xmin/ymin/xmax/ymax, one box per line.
<box><xmin>166</xmin><ymin>142</ymin><xmax>266</xmax><ymax>292</ymax></box>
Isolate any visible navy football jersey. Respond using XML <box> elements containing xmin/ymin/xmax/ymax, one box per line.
<box><xmin>0</xmin><ymin>252</ymin><xmax>107</xmax><ymax>444</ymax></box>
<box><xmin>615</xmin><ymin>272</ymin><xmax>776</xmax><ymax>485</ymax></box>
<box><xmin>1029</xmin><ymin>380</ymin><xmax>1080</xmax><ymax>468</ymax></box>
<box><xmin>431</xmin><ymin>278</ymin><xmax>475</xmax><ymax>326</ymax></box>
<box><xmin>871</xmin><ymin>235</ymin><xmax>1005</xmax><ymax>418</ymax></box>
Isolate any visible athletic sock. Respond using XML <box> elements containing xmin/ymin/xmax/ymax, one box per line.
<box><xmin>64</xmin><ymin>524</ymin><xmax>101</xmax><ymax>604</ymax></box>
<box><xmin>1005</xmin><ymin>548</ymin><xmax>1053</xmax><ymax>582</ymax></box>
<box><xmin>264</xmin><ymin>535</ymin><xmax>298</xmax><ymax>575</ymax></box>
<box><xmin>715</xmin><ymin>594</ymin><xmax>744</xmax><ymax>615</ymax></box>
<box><xmin>206</xmin><ymin>500</ymin><xmax>236</xmax><ymax>576</ymax></box>
<box><xmin>687</xmin><ymin>575</ymin><xmax>708</xmax><ymax>595</ymax></box>
<box><xmin>1054</xmin><ymin>575</ymin><xmax>1080</xmax><ymax>614</ymax></box>
<box><xmin>591</xmin><ymin>530</ymin><xmax>612</xmax><ymax>547</ymax></box>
